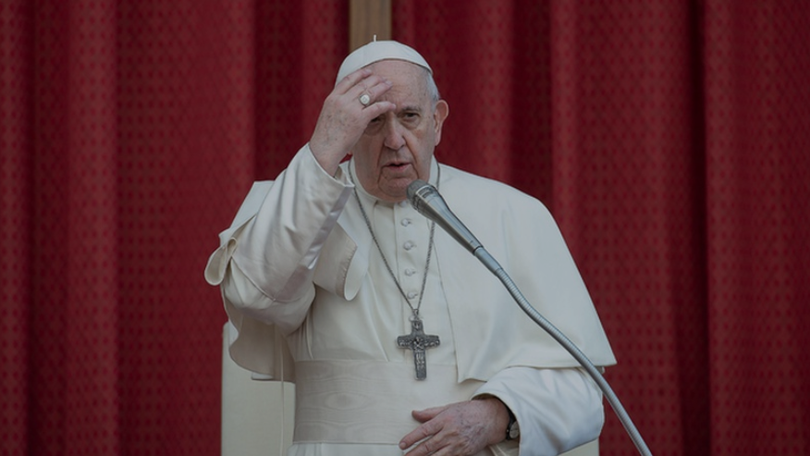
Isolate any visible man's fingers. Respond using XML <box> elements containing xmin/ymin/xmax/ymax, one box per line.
<box><xmin>334</xmin><ymin>67</ymin><xmax>372</xmax><ymax>94</ymax></box>
<box><xmin>360</xmin><ymin>100</ymin><xmax>397</xmax><ymax>120</ymax></box>
<box><xmin>336</xmin><ymin>68</ymin><xmax>386</xmax><ymax>97</ymax></box>
<box><xmin>349</xmin><ymin>76</ymin><xmax>393</xmax><ymax>109</ymax></box>
<box><xmin>399</xmin><ymin>401</ymin><xmax>498</xmax><ymax>456</ymax></box>
<box><xmin>412</xmin><ymin>405</ymin><xmax>448</xmax><ymax>422</ymax></box>
<box><xmin>336</xmin><ymin>68</ymin><xmax>393</xmax><ymax>107</ymax></box>
<box><xmin>399</xmin><ymin>418</ymin><xmax>441</xmax><ymax>451</ymax></box>
<box><xmin>399</xmin><ymin>404</ymin><xmax>454</xmax><ymax>452</ymax></box>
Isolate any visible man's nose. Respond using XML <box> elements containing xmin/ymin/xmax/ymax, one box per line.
<box><xmin>382</xmin><ymin>119</ymin><xmax>406</xmax><ymax>151</ymax></box>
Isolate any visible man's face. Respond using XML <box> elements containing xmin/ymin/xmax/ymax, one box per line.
<box><xmin>352</xmin><ymin>60</ymin><xmax>449</xmax><ymax>203</ymax></box>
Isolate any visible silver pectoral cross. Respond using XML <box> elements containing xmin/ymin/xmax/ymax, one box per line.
<box><xmin>397</xmin><ymin>318</ymin><xmax>440</xmax><ymax>380</ymax></box>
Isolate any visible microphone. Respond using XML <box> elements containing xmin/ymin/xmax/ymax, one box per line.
<box><xmin>406</xmin><ymin>183</ymin><xmax>653</xmax><ymax>456</ymax></box>
<box><xmin>406</xmin><ymin>180</ymin><xmax>483</xmax><ymax>255</ymax></box>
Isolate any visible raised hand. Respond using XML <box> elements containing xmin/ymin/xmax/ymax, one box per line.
<box><xmin>309</xmin><ymin>68</ymin><xmax>396</xmax><ymax>175</ymax></box>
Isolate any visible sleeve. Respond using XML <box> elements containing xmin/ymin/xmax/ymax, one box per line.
<box><xmin>474</xmin><ymin>367</ymin><xmax>605</xmax><ymax>456</ymax></box>
<box><xmin>232</xmin><ymin>145</ymin><xmax>354</xmax><ymax>320</ymax></box>
<box><xmin>204</xmin><ymin>144</ymin><xmax>354</xmax><ymax>375</ymax></box>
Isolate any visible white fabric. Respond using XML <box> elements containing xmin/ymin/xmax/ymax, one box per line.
<box><xmin>291</xmin><ymin>361</ymin><xmax>479</xmax><ymax>443</ymax></box>
<box><xmin>221</xmin><ymin>325</ymin><xmax>601</xmax><ymax>456</ymax></box>
<box><xmin>206</xmin><ymin>145</ymin><xmax>616</xmax><ymax>455</ymax></box>
<box><xmin>336</xmin><ymin>40</ymin><xmax>432</xmax><ymax>83</ymax></box>
<box><xmin>221</xmin><ymin>323</ymin><xmax>294</xmax><ymax>456</ymax></box>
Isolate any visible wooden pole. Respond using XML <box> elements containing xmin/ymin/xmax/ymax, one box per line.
<box><xmin>349</xmin><ymin>0</ymin><xmax>392</xmax><ymax>52</ymax></box>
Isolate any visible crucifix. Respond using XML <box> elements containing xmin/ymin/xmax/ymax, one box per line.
<box><xmin>397</xmin><ymin>318</ymin><xmax>441</xmax><ymax>380</ymax></box>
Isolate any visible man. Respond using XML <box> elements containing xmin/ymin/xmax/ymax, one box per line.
<box><xmin>205</xmin><ymin>40</ymin><xmax>615</xmax><ymax>456</ymax></box>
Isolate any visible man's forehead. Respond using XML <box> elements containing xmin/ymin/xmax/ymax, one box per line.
<box><xmin>370</xmin><ymin>61</ymin><xmax>430</xmax><ymax>103</ymax></box>
<box><xmin>335</xmin><ymin>40</ymin><xmax>432</xmax><ymax>85</ymax></box>
<box><xmin>367</xmin><ymin>59</ymin><xmax>426</xmax><ymax>78</ymax></box>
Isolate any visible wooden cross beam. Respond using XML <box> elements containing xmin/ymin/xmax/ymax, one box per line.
<box><xmin>349</xmin><ymin>0</ymin><xmax>392</xmax><ymax>51</ymax></box>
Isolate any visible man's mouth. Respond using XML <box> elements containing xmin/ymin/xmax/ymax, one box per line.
<box><xmin>385</xmin><ymin>161</ymin><xmax>411</xmax><ymax>170</ymax></box>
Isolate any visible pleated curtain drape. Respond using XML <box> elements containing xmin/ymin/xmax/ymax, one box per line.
<box><xmin>1</xmin><ymin>1</ymin><xmax>808</xmax><ymax>455</ymax></box>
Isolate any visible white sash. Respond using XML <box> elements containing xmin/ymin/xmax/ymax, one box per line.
<box><xmin>293</xmin><ymin>360</ymin><xmax>482</xmax><ymax>444</ymax></box>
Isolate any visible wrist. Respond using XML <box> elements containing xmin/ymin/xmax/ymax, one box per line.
<box><xmin>307</xmin><ymin>138</ymin><xmax>349</xmax><ymax>177</ymax></box>
<box><xmin>473</xmin><ymin>394</ymin><xmax>516</xmax><ymax>443</ymax></box>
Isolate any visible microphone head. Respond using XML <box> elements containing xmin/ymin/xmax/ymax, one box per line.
<box><xmin>406</xmin><ymin>179</ymin><xmax>436</xmax><ymax>213</ymax></box>
<box><xmin>406</xmin><ymin>178</ymin><xmax>483</xmax><ymax>254</ymax></box>
<box><xmin>406</xmin><ymin>179</ymin><xmax>429</xmax><ymax>200</ymax></box>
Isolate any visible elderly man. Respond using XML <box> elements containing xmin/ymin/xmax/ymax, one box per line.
<box><xmin>205</xmin><ymin>40</ymin><xmax>615</xmax><ymax>456</ymax></box>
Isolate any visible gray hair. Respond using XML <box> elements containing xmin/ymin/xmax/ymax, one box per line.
<box><xmin>422</xmin><ymin>67</ymin><xmax>441</xmax><ymax>106</ymax></box>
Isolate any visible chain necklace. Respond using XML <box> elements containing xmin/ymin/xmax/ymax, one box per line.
<box><xmin>348</xmin><ymin>163</ymin><xmax>441</xmax><ymax>380</ymax></box>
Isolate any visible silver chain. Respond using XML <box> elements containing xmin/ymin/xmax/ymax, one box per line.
<box><xmin>348</xmin><ymin>164</ymin><xmax>440</xmax><ymax>320</ymax></box>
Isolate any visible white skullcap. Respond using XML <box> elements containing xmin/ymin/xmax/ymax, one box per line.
<box><xmin>336</xmin><ymin>40</ymin><xmax>432</xmax><ymax>85</ymax></box>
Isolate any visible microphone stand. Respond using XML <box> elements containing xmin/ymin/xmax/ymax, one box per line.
<box><xmin>473</xmin><ymin>247</ymin><xmax>653</xmax><ymax>456</ymax></box>
<box><xmin>407</xmin><ymin>179</ymin><xmax>653</xmax><ymax>455</ymax></box>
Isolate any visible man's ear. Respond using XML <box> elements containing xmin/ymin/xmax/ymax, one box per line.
<box><xmin>433</xmin><ymin>100</ymin><xmax>449</xmax><ymax>146</ymax></box>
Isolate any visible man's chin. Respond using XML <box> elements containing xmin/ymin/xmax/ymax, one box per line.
<box><xmin>378</xmin><ymin>180</ymin><xmax>411</xmax><ymax>203</ymax></box>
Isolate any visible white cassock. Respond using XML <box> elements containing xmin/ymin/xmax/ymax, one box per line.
<box><xmin>205</xmin><ymin>145</ymin><xmax>616</xmax><ymax>456</ymax></box>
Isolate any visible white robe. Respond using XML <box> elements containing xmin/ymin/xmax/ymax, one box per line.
<box><xmin>205</xmin><ymin>145</ymin><xmax>616</xmax><ymax>456</ymax></box>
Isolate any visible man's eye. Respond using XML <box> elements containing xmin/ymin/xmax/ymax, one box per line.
<box><xmin>364</xmin><ymin>118</ymin><xmax>383</xmax><ymax>134</ymax></box>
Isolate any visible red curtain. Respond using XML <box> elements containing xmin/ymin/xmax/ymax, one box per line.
<box><xmin>1</xmin><ymin>1</ymin><xmax>808</xmax><ymax>455</ymax></box>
